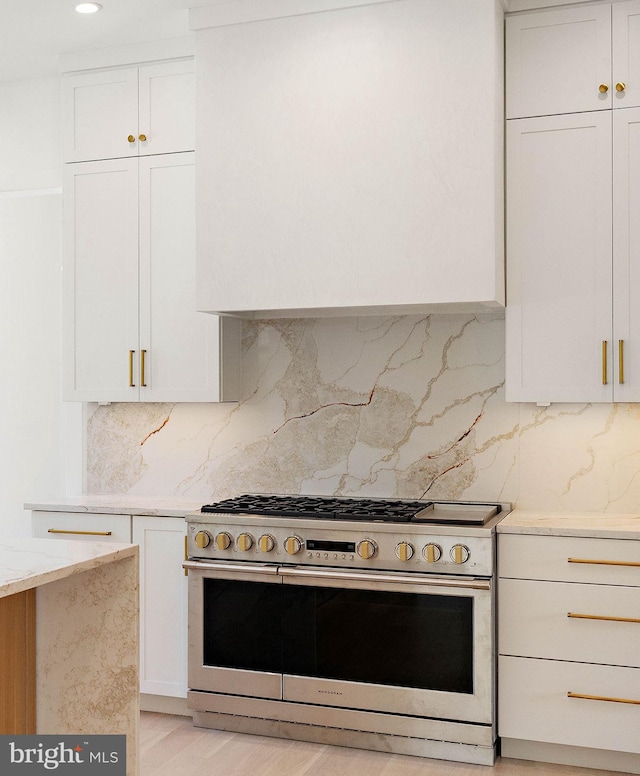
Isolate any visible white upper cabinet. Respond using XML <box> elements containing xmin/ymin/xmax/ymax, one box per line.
<box><xmin>63</xmin><ymin>60</ymin><xmax>195</xmax><ymax>162</ymax></box>
<box><xmin>505</xmin><ymin>112</ymin><xmax>613</xmax><ymax>403</ymax></box>
<box><xmin>506</xmin><ymin>1</ymin><xmax>640</xmax><ymax>119</ymax></box>
<box><xmin>64</xmin><ymin>153</ymin><xmax>240</xmax><ymax>402</ymax></box>
<box><xmin>192</xmin><ymin>0</ymin><xmax>504</xmax><ymax>318</ymax></box>
<box><xmin>505</xmin><ymin>0</ymin><xmax>640</xmax><ymax>403</ymax></box>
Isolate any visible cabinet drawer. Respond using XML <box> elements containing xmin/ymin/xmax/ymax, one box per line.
<box><xmin>32</xmin><ymin>511</ymin><xmax>131</xmax><ymax>543</ymax></box>
<box><xmin>499</xmin><ymin>534</ymin><xmax>640</xmax><ymax>586</ymax></box>
<box><xmin>499</xmin><ymin>655</ymin><xmax>640</xmax><ymax>754</ymax></box>
<box><xmin>499</xmin><ymin>578</ymin><xmax>640</xmax><ymax>667</ymax></box>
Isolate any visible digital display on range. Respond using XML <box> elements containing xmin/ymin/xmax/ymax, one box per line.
<box><xmin>306</xmin><ymin>539</ymin><xmax>356</xmax><ymax>553</ymax></box>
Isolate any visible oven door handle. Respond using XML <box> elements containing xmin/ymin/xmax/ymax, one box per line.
<box><xmin>278</xmin><ymin>566</ymin><xmax>491</xmax><ymax>591</ymax></box>
<box><xmin>183</xmin><ymin>560</ymin><xmax>280</xmax><ymax>576</ymax></box>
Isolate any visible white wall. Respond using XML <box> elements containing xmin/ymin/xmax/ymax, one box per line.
<box><xmin>0</xmin><ymin>77</ymin><xmax>80</xmax><ymax>538</ymax></box>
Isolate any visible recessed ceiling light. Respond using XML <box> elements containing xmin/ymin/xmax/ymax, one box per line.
<box><xmin>75</xmin><ymin>2</ymin><xmax>102</xmax><ymax>13</ymax></box>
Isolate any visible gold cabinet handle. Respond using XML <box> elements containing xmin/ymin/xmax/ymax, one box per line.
<box><xmin>48</xmin><ymin>529</ymin><xmax>112</xmax><ymax>536</ymax></box>
<box><xmin>184</xmin><ymin>535</ymin><xmax>189</xmax><ymax>576</ymax></box>
<box><xmin>599</xmin><ymin>83</ymin><xmax>609</xmax><ymax>93</ymax></box>
<box><xmin>127</xmin><ymin>134</ymin><xmax>135</xmax><ymax>143</ymax></box>
<box><xmin>568</xmin><ymin>692</ymin><xmax>640</xmax><ymax>705</ymax></box>
<box><xmin>616</xmin><ymin>82</ymin><xmax>626</xmax><ymax>92</ymax></box>
<box><xmin>602</xmin><ymin>340</ymin><xmax>608</xmax><ymax>385</ymax></box>
<box><xmin>140</xmin><ymin>349</ymin><xmax>147</xmax><ymax>387</ymax></box>
<box><xmin>619</xmin><ymin>339</ymin><xmax>625</xmax><ymax>384</ymax></box>
<box><xmin>568</xmin><ymin>612</ymin><xmax>640</xmax><ymax>624</ymax></box>
<box><xmin>568</xmin><ymin>557</ymin><xmax>640</xmax><ymax>568</ymax></box>
<box><xmin>129</xmin><ymin>350</ymin><xmax>135</xmax><ymax>387</ymax></box>
<box><xmin>138</xmin><ymin>134</ymin><xmax>147</xmax><ymax>142</ymax></box>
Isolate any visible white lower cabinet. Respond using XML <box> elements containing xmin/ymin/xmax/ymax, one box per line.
<box><xmin>133</xmin><ymin>516</ymin><xmax>187</xmax><ymax>698</ymax></box>
<box><xmin>32</xmin><ymin>510</ymin><xmax>187</xmax><ymax>700</ymax></box>
<box><xmin>498</xmin><ymin>533</ymin><xmax>640</xmax><ymax>765</ymax></box>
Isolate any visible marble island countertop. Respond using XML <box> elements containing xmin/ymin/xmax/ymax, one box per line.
<box><xmin>0</xmin><ymin>536</ymin><xmax>137</xmax><ymax>599</ymax></box>
<box><xmin>498</xmin><ymin>510</ymin><xmax>640</xmax><ymax>540</ymax></box>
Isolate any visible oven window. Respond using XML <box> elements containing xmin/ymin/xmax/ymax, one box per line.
<box><xmin>202</xmin><ymin>579</ymin><xmax>282</xmax><ymax>673</ymax></box>
<box><xmin>284</xmin><ymin>587</ymin><xmax>474</xmax><ymax>694</ymax></box>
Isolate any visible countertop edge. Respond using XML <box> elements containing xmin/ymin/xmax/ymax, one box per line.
<box><xmin>0</xmin><ymin>539</ymin><xmax>138</xmax><ymax>599</ymax></box>
<box><xmin>497</xmin><ymin>510</ymin><xmax>640</xmax><ymax>540</ymax></box>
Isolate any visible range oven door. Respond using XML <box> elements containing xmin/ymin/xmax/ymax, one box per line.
<box><xmin>279</xmin><ymin>567</ymin><xmax>493</xmax><ymax>724</ymax></box>
<box><xmin>187</xmin><ymin>561</ymin><xmax>284</xmax><ymax>700</ymax></box>
<box><xmin>187</xmin><ymin>561</ymin><xmax>493</xmax><ymax>724</ymax></box>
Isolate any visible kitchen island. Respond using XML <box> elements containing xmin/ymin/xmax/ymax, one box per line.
<box><xmin>0</xmin><ymin>537</ymin><xmax>138</xmax><ymax>776</ymax></box>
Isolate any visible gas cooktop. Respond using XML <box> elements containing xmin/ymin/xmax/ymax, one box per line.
<box><xmin>201</xmin><ymin>494</ymin><xmax>502</xmax><ymax>526</ymax></box>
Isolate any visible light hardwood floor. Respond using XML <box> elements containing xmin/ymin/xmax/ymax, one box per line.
<box><xmin>139</xmin><ymin>712</ymin><xmax>629</xmax><ymax>776</ymax></box>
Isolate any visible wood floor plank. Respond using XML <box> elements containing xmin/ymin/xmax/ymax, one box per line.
<box><xmin>139</xmin><ymin>712</ymin><xmax>629</xmax><ymax>776</ymax></box>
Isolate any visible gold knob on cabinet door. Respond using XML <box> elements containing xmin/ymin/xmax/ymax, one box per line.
<box><xmin>237</xmin><ymin>533</ymin><xmax>254</xmax><ymax>551</ymax></box>
<box><xmin>258</xmin><ymin>534</ymin><xmax>275</xmax><ymax>553</ymax></box>
<box><xmin>599</xmin><ymin>84</ymin><xmax>609</xmax><ymax>93</ymax></box>
<box><xmin>215</xmin><ymin>531</ymin><xmax>232</xmax><ymax>550</ymax></box>
<box><xmin>195</xmin><ymin>530</ymin><xmax>212</xmax><ymax>549</ymax></box>
<box><xmin>616</xmin><ymin>82</ymin><xmax>626</xmax><ymax>92</ymax></box>
<box><xmin>127</xmin><ymin>134</ymin><xmax>135</xmax><ymax>143</ymax></box>
<box><xmin>138</xmin><ymin>134</ymin><xmax>147</xmax><ymax>142</ymax></box>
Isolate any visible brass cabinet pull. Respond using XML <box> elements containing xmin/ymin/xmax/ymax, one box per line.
<box><xmin>602</xmin><ymin>340</ymin><xmax>608</xmax><ymax>384</ymax></box>
<box><xmin>129</xmin><ymin>350</ymin><xmax>135</xmax><ymax>387</ymax></box>
<box><xmin>568</xmin><ymin>557</ymin><xmax>640</xmax><ymax>568</ymax></box>
<box><xmin>184</xmin><ymin>536</ymin><xmax>189</xmax><ymax>576</ymax></box>
<box><xmin>616</xmin><ymin>82</ymin><xmax>626</xmax><ymax>92</ymax></box>
<box><xmin>619</xmin><ymin>339</ymin><xmax>625</xmax><ymax>384</ymax></box>
<box><xmin>48</xmin><ymin>529</ymin><xmax>112</xmax><ymax>536</ymax></box>
<box><xmin>568</xmin><ymin>612</ymin><xmax>640</xmax><ymax>624</ymax></box>
<box><xmin>141</xmin><ymin>349</ymin><xmax>147</xmax><ymax>387</ymax></box>
<box><xmin>599</xmin><ymin>83</ymin><xmax>609</xmax><ymax>93</ymax></box>
<box><xmin>127</xmin><ymin>134</ymin><xmax>135</xmax><ymax>143</ymax></box>
<box><xmin>138</xmin><ymin>134</ymin><xmax>147</xmax><ymax>142</ymax></box>
<box><xmin>568</xmin><ymin>692</ymin><xmax>640</xmax><ymax>705</ymax></box>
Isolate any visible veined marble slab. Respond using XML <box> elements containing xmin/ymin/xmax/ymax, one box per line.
<box><xmin>25</xmin><ymin>495</ymin><xmax>202</xmax><ymax>518</ymax></box>
<box><xmin>498</xmin><ymin>510</ymin><xmax>640</xmax><ymax>540</ymax></box>
<box><xmin>0</xmin><ymin>537</ymin><xmax>137</xmax><ymax>598</ymax></box>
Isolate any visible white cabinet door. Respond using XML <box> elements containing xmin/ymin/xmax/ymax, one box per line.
<box><xmin>612</xmin><ymin>0</ymin><xmax>640</xmax><ymax>110</ymax></box>
<box><xmin>64</xmin><ymin>68</ymin><xmax>139</xmax><ymax>162</ymax></box>
<box><xmin>613</xmin><ymin>106</ymin><xmax>640</xmax><ymax>401</ymax></box>
<box><xmin>64</xmin><ymin>61</ymin><xmax>194</xmax><ymax>163</ymax></box>
<box><xmin>138</xmin><ymin>153</ymin><xmax>236</xmax><ymax>402</ymax></box>
<box><xmin>505</xmin><ymin>112</ymin><xmax>613</xmax><ymax>403</ymax></box>
<box><xmin>63</xmin><ymin>159</ymin><xmax>139</xmax><ymax>402</ymax></box>
<box><xmin>133</xmin><ymin>516</ymin><xmax>187</xmax><ymax>698</ymax></box>
<box><xmin>138</xmin><ymin>61</ymin><xmax>195</xmax><ymax>158</ymax></box>
<box><xmin>506</xmin><ymin>5</ymin><xmax>611</xmax><ymax>119</ymax></box>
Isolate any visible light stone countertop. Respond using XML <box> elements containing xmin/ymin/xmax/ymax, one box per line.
<box><xmin>0</xmin><ymin>536</ymin><xmax>138</xmax><ymax>599</ymax></box>
<box><xmin>498</xmin><ymin>510</ymin><xmax>640</xmax><ymax>540</ymax></box>
<box><xmin>25</xmin><ymin>494</ymin><xmax>204</xmax><ymax>518</ymax></box>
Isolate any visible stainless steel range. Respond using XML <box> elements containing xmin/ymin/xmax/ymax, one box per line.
<box><xmin>184</xmin><ymin>494</ymin><xmax>510</xmax><ymax>766</ymax></box>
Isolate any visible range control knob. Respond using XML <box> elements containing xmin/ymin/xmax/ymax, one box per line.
<box><xmin>395</xmin><ymin>542</ymin><xmax>414</xmax><ymax>561</ymax></box>
<box><xmin>284</xmin><ymin>536</ymin><xmax>303</xmax><ymax>555</ymax></box>
<box><xmin>237</xmin><ymin>533</ymin><xmax>254</xmax><ymax>552</ymax></box>
<box><xmin>258</xmin><ymin>534</ymin><xmax>275</xmax><ymax>553</ymax></box>
<box><xmin>423</xmin><ymin>543</ymin><xmax>442</xmax><ymax>563</ymax></box>
<box><xmin>450</xmin><ymin>544</ymin><xmax>470</xmax><ymax>564</ymax></box>
<box><xmin>195</xmin><ymin>530</ymin><xmax>212</xmax><ymax>549</ymax></box>
<box><xmin>214</xmin><ymin>532</ymin><xmax>232</xmax><ymax>550</ymax></box>
<box><xmin>357</xmin><ymin>539</ymin><xmax>378</xmax><ymax>560</ymax></box>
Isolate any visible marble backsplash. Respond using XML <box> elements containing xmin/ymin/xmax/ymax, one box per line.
<box><xmin>85</xmin><ymin>314</ymin><xmax>640</xmax><ymax>514</ymax></box>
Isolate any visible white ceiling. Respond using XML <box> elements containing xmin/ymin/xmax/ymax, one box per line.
<box><xmin>0</xmin><ymin>0</ymin><xmax>208</xmax><ymax>83</ymax></box>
